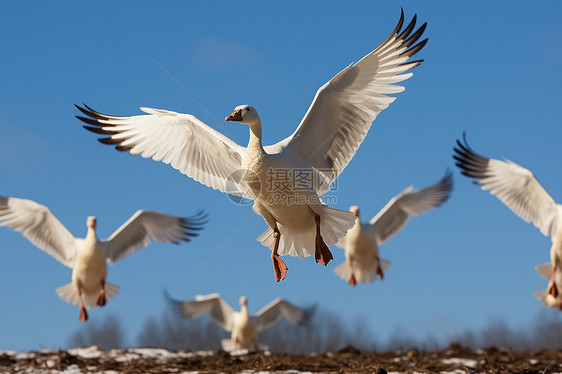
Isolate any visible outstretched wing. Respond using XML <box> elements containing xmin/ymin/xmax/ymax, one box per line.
<box><xmin>253</xmin><ymin>298</ymin><xmax>315</xmax><ymax>331</ymax></box>
<box><xmin>265</xmin><ymin>10</ymin><xmax>427</xmax><ymax>194</ymax></box>
<box><xmin>165</xmin><ymin>292</ymin><xmax>235</xmax><ymax>331</ymax></box>
<box><xmin>76</xmin><ymin>105</ymin><xmax>248</xmax><ymax>197</ymax></box>
<box><xmin>0</xmin><ymin>196</ymin><xmax>78</xmax><ymax>268</ymax></box>
<box><xmin>453</xmin><ymin>134</ymin><xmax>559</xmax><ymax>237</ymax></box>
<box><xmin>370</xmin><ymin>171</ymin><xmax>453</xmax><ymax>245</ymax></box>
<box><xmin>104</xmin><ymin>210</ymin><xmax>206</xmax><ymax>264</ymax></box>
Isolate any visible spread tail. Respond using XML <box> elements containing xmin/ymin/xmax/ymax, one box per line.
<box><xmin>56</xmin><ymin>282</ymin><xmax>120</xmax><ymax>310</ymax></box>
<box><xmin>257</xmin><ymin>206</ymin><xmax>355</xmax><ymax>257</ymax></box>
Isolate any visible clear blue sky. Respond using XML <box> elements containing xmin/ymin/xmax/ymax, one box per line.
<box><xmin>1</xmin><ymin>1</ymin><xmax>561</xmax><ymax>351</ymax></box>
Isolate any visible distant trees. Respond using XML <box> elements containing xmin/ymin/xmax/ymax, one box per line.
<box><xmin>259</xmin><ymin>310</ymin><xmax>376</xmax><ymax>354</ymax></box>
<box><xmin>67</xmin><ymin>314</ymin><xmax>124</xmax><ymax>350</ymax></box>
<box><xmin>134</xmin><ymin>308</ymin><xmax>375</xmax><ymax>354</ymax></box>
<box><xmin>451</xmin><ymin>310</ymin><xmax>562</xmax><ymax>351</ymax></box>
<box><xmin>137</xmin><ymin>312</ymin><xmax>225</xmax><ymax>351</ymax></box>
<box><xmin>65</xmin><ymin>308</ymin><xmax>562</xmax><ymax>352</ymax></box>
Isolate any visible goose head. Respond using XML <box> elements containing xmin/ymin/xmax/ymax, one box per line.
<box><xmin>349</xmin><ymin>205</ymin><xmax>360</xmax><ymax>218</ymax></box>
<box><xmin>239</xmin><ymin>296</ymin><xmax>248</xmax><ymax>307</ymax></box>
<box><xmin>87</xmin><ymin>216</ymin><xmax>97</xmax><ymax>229</ymax></box>
<box><xmin>226</xmin><ymin>105</ymin><xmax>260</xmax><ymax>126</ymax></box>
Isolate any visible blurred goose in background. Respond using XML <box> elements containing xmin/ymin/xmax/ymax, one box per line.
<box><xmin>534</xmin><ymin>263</ymin><xmax>562</xmax><ymax>310</ymax></box>
<box><xmin>335</xmin><ymin>172</ymin><xmax>452</xmax><ymax>285</ymax></box>
<box><xmin>166</xmin><ymin>293</ymin><xmax>314</xmax><ymax>351</ymax></box>
<box><xmin>454</xmin><ymin>134</ymin><xmax>562</xmax><ymax>301</ymax></box>
<box><xmin>0</xmin><ymin>195</ymin><xmax>206</xmax><ymax>322</ymax></box>
<box><xmin>76</xmin><ymin>9</ymin><xmax>428</xmax><ymax>282</ymax></box>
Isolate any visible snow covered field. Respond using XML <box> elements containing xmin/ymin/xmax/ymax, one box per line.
<box><xmin>2</xmin><ymin>344</ymin><xmax>561</xmax><ymax>373</ymax></box>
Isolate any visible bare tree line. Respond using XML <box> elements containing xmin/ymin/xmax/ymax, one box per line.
<box><xmin>67</xmin><ymin>314</ymin><xmax>124</xmax><ymax>350</ymax></box>
<box><xmin>67</xmin><ymin>308</ymin><xmax>562</xmax><ymax>352</ymax></box>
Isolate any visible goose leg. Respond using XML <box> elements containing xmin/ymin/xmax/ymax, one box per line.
<box><xmin>548</xmin><ymin>266</ymin><xmax>558</xmax><ymax>298</ymax></box>
<box><xmin>314</xmin><ymin>214</ymin><xmax>333</xmax><ymax>266</ymax></box>
<box><xmin>348</xmin><ymin>261</ymin><xmax>356</xmax><ymax>286</ymax></box>
<box><xmin>376</xmin><ymin>258</ymin><xmax>385</xmax><ymax>280</ymax></box>
<box><xmin>96</xmin><ymin>280</ymin><xmax>106</xmax><ymax>307</ymax></box>
<box><xmin>271</xmin><ymin>228</ymin><xmax>288</xmax><ymax>282</ymax></box>
<box><xmin>77</xmin><ymin>288</ymin><xmax>88</xmax><ymax>322</ymax></box>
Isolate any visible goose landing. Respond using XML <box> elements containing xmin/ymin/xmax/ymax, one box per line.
<box><xmin>77</xmin><ymin>9</ymin><xmax>428</xmax><ymax>281</ymax></box>
<box><xmin>0</xmin><ymin>195</ymin><xmax>206</xmax><ymax>321</ymax></box>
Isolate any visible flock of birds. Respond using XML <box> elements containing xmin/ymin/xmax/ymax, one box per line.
<box><xmin>1</xmin><ymin>9</ymin><xmax>560</xmax><ymax>351</ymax></box>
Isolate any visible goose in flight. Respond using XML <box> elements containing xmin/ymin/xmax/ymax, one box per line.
<box><xmin>0</xmin><ymin>195</ymin><xmax>206</xmax><ymax>321</ymax></box>
<box><xmin>166</xmin><ymin>292</ymin><xmax>314</xmax><ymax>351</ymax></box>
<box><xmin>453</xmin><ymin>134</ymin><xmax>562</xmax><ymax>300</ymax></box>
<box><xmin>76</xmin><ymin>9</ymin><xmax>428</xmax><ymax>282</ymax></box>
<box><xmin>534</xmin><ymin>263</ymin><xmax>562</xmax><ymax>310</ymax></box>
<box><xmin>335</xmin><ymin>171</ymin><xmax>453</xmax><ymax>285</ymax></box>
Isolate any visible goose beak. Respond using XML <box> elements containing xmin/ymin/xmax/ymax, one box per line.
<box><xmin>226</xmin><ymin>109</ymin><xmax>243</xmax><ymax>122</ymax></box>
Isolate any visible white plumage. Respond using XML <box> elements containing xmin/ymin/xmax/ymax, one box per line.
<box><xmin>166</xmin><ymin>293</ymin><xmax>314</xmax><ymax>351</ymax></box>
<box><xmin>77</xmin><ymin>10</ymin><xmax>427</xmax><ymax>281</ymax></box>
<box><xmin>454</xmin><ymin>134</ymin><xmax>562</xmax><ymax>303</ymax></box>
<box><xmin>534</xmin><ymin>263</ymin><xmax>562</xmax><ymax>310</ymax></box>
<box><xmin>0</xmin><ymin>195</ymin><xmax>206</xmax><ymax>321</ymax></box>
<box><xmin>335</xmin><ymin>172</ymin><xmax>453</xmax><ymax>285</ymax></box>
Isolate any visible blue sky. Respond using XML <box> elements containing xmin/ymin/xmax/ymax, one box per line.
<box><xmin>1</xmin><ymin>1</ymin><xmax>561</xmax><ymax>351</ymax></box>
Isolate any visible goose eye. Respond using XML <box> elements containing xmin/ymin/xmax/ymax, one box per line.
<box><xmin>246</xmin><ymin>108</ymin><xmax>250</xmax><ymax>112</ymax></box>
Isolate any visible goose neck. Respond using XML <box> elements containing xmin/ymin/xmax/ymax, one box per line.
<box><xmin>247</xmin><ymin>121</ymin><xmax>264</xmax><ymax>151</ymax></box>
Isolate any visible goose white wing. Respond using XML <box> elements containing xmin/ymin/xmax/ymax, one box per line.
<box><xmin>104</xmin><ymin>210</ymin><xmax>206</xmax><ymax>264</ymax></box>
<box><xmin>265</xmin><ymin>10</ymin><xmax>427</xmax><ymax>194</ymax></box>
<box><xmin>253</xmin><ymin>298</ymin><xmax>314</xmax><ymax>331</ymax></box>
<box><xmin>0</xmin><ymin>196</ymin><xmax>77</xmax><ymax>268</ymax></box>
<box><xmin>76</xmin><ymin>105</ymin><xmax>248</xmax><ymax>197</ymax></box>
<box><xmin>166</xmin><ymin>292</ymin><xmax>235</xmax><ymax>331</ymax></box>
<box><xmin>369</xmin><ymin>171</ymin><xmax>453</xmax><ymax>245</ymax></box>
<box><xmin>535</xmin><ymin>263</ymin><xmax>551</xmax><ymax>280</ymax></box>
<box><xmin>454</xmin><ymin>135</ymin><xmax>559</xmax><ymax>237</ymax></box>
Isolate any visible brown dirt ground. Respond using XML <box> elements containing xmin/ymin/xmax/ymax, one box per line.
<box><xmin>2</xmin><ymin>344</ymin><xmax>562</xmax><ymax>373</ymax></box>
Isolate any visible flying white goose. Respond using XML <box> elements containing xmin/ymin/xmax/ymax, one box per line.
<box><xmin>0</xmin><ymin>195</ymin><xmax>206</xmax><ymax>321</ymax></box>
<box><xmin>453</xmin><ymin>134</ymin><xmax>562</xmax><ymax>300</ymax></box>
<box><xmin>334</xmin><ymin>171</ymin><xmax>453</xmax><ymax>285</ymax></box>
<box><xmin>76</xmin><ymin>10</ymin><xmax>428</xmax><ymax>281</ymax></box>
<box><xmin>534</xmin><ymin>263</ymin><xmax>562</xmax><ymax>310</ymax></box>
<box><xmin>166</xmin><ymin>292</ymin><xmax>314</xmax><ymax>351</ymax></box>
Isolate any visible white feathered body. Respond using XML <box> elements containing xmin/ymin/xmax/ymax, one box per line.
<box><xmin>56</xmin><ymin>229</ymin><xmax>121</xmax><ymax>311</ymax></box>
<box><xmin>335</xmin><ymin>218</ymin><xmax>389</xmax><ymax>284</ymax></box>
<box><xmin>71</xmin><ymin>234</ymin><xmax>108</xmax><ymax>307</ymax></box>
<box><xmin>228</xmin><ymin>307</ymin><xmax>259</xmax><ymax>350</ymax></box>
<box><xmin>244</xmin><ymin>140</ymin><xmax>354</xmax><ymax>258</ymax></box>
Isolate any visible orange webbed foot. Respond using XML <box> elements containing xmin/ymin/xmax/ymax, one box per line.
<box><xmin>314</xmin><ymin>236</ymin><xmax>333</xmax><ymax>266</ymax></box>
<box><xmin>272</xmin><ymin>254</ymin><xmax>288</xmax><ymax>282</ymax></box>
<box><xmin>314</xmin><ymin>214</ymin><xmax>333</xmax><ymax>266</ymax></box>
<box><xmin>377</xmin><ymin>266</ymin><xmax>385</xmax><ymax>280</ymax></box>
<box><xmin>79</xmin><ymin>307</ymin><xmax>88</xmax><ymax>322</ymax></box>
<box><xmin>549</xmin><ymin>283</ymin><xmax>559</xmax><ymax>298</ymax></box>
<box><xmin>349</xmin><ymin>273</ymin><xmax>357</xmax><ymax>286</ymax></box>
<box><xmin>96</xmin><ymin>288</ymin><xmax>106</xmax><ymax>307</ymax></box>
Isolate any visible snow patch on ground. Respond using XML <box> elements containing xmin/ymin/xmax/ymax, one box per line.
<box><xmin>441</xmin><ymin>357</ymin><xmax>481</xmax><ymax>367</ymax></box>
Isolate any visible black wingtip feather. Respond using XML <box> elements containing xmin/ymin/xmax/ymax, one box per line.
<box><xmin>76</xmin><ymin>116</ymin><xmax>103</xmax><ymax>127</ymax></box>
<box><xmin>98</xmin><ymin>137</ymin><xmax>121</xmax><ymax>145</ymax></box>
<box><xmin>83</xmin><ymin>103</ymin><xmax>112</xmax><ymax>119</ymax></box>
<box><xmin>299</xmin><ymin>304</ymin><xmax>317</xmax><ymax>325</ymax></box>
<box><xmin>403</xmin><ymin>38</ymin><xmax>428</xmax><ymax>58</ymax></box>
<box><xmin>402</xmin><ymin>22</ymin><xmax>427</xmax><ymax>50</ymax></box>
<box><xmin>397</xmin><ymin>13</ymin><xmax>417</xmax><ymax>41</ymax></box>
<box><xmin>115</xmin><ymin>144</ymin><xmax>133</xmax><ymax>152</ymax></box>
<box><xmin>82</xmin><ymin>125</ymin><xmax>117</xmax><ymax>135</ymax></box>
